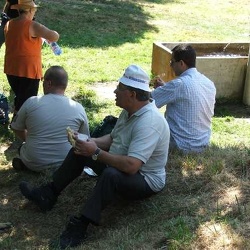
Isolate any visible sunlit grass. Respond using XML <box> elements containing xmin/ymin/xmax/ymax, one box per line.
<box><xmin>0</xmin><ymin>0</ymin><xmax>250</xmax><ymax>249</ymax></box>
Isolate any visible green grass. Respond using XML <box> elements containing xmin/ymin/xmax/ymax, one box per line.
<box><xmin>1</xmin><ymin>0</ymin><xmax>250</xmax><ymax>249</ymax></box>
<box><xmin>1</xmin><ymin>0</ymin><xmax>249</xmax><ymax>94</ymax></box>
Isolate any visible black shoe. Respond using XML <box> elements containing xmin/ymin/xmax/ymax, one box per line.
<box><xmin>12</xmin><ymin>158</ymin><xmax>28</xmax><ymax>171</ymax></box>
<box><xmin>58</xmin><ymin>216</ymin><xmax>88</xmax><ymax>249</ymax></box>
<box><xmin>19</xmin><ymin>181</ymin><xmax>57</xmax><ymax>212</ymax></box>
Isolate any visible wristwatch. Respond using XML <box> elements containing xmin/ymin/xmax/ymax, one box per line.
<box><xmin>92</xmin><ymin>147</ymin><xmax>101</xmax><ymax>161</ymax></box>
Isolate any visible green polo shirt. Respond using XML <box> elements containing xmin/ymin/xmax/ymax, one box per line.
<box><xmin>110</xmin><ymin>101</ymin><xmax>170</xmax><ymax>192</ymax></box>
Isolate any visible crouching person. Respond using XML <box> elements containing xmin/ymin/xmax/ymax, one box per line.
<box><xmin>19</xmin><ymin>65</ymin><xmax>170</xmax><ymax>249</ymax></box>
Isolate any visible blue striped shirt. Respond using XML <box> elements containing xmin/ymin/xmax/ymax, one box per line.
<box><xmin>151</xmin><ymin>68</ymin><xmax>216</xmax><ymax>152</ymax></box>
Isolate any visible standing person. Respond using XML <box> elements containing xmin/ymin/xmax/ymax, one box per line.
<box><xmin>151</xmin><ymin>44</ymin><xmax>216</xmax><ymax>153</ymax></box>
<box><xmin>19</xmin><ymin>65</ymin><xmax>170</xmax><ymax>248</ymax></box>
<box><xmin>11</xmin><ymin>66</ymin><xmax>90</xmax><ymax>172</ymax></box>
<box><xmin>4</xmin><ymin>0</ymin><xmax>59</xmax><ymax>121</ymax></box>
<box><xmin>0</xmin><ymin>0</ymin><xmax>18</xmax><ymax>50</ymax></box>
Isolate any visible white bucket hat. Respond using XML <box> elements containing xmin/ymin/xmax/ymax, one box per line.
<box><xmin>119</xmin><ymin>65</ymin><xmax>150</xmax><ymax>92</ymax></box>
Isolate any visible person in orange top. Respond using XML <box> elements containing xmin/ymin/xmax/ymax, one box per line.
<box><xmin>4</xmin><ymin>0</ymin><xmax>59</xmax><ymax>121</ymax></box>
<box><xmin>0</xmin><ymin>1</ymin><xmax>19</xmax><ymax>49</ymax></box>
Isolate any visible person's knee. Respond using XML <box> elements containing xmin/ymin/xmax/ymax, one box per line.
<box><xmin>100</xmin><ymin>167</ymin><xmax>123</xmax><ymax>183</ymax></box>
<box><xmin>102</xmin><ymin>167</ymin><xmax>120</xmax><ymax>176</ymax></box>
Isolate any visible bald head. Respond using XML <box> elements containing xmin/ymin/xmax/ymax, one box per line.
<box><xmin>43</xmin><ymin>66</ymin><xmax>68</xmax><ymax>95</ymax></box>
<box><xmin>45</xmin><ymin>66</ymin><xmax>68</xmax><ymax>87</ymax></box>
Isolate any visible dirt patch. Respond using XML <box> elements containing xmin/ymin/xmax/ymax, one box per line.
<box><xmin>90</xmin><ymin>82</ymin><xmax>117</xmax><ymax>101</ymax></box>
<box><xmin>0</xmin><ymin>144</ymin><xmax>9</xmax><ymax>154</ymax></box>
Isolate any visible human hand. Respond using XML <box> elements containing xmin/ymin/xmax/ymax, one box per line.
<box><xmin>150</xmin><ymin>74</ymin><xmax>165</xmax><ymax>89</ymax></box>
<box><xmin>74</xmin><ymin>138</ymin><xmax>97</xmax><ymax>157</ymax></box>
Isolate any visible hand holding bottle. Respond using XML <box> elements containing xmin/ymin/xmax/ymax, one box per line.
<box><xmin>44</xmin><ymin>40</ymin><xmax>62</xmax><ymax>55</ymax></box>
<box><xmin>49</xmin><ymin>42</ymin><xmax>62</xmax><ymax>55</ymax></box>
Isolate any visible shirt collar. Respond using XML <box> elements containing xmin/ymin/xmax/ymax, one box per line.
<box><xmin>180</xmin><ymin>67</ymin><xmax>197</xmax><ymax>77</ymax></box>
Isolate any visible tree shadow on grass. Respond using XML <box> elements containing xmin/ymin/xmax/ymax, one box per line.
<box><xmin>1</xmin><ymin>141</ymin><xmax>249</xmax><ymax>248</ymax></box>
<box><xmin>145</xmin><ymin>144</ymin><xmax>250</xmax><ymax>249</ymax></box>
<box><xmin>214</xmin><ymin>101</ymin><xmax>250</xmax><ymax>118</ymax></box>
<box><xmin>1</xmin><ymin>143</ymin><xmax>249</xmax><ymax>249</ymax></box>
<box><xmin>36</xmin><ymin>0</ymin><xmax>167</xmax><ymax>48</ymax></box>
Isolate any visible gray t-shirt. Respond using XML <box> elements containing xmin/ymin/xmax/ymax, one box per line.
<box><xmin>110</xmin><ymin>101</ymin><xmax>170</xmax><ymax>192</ymax></box>
<box><xmin>11</xmin><ymin>94</ymin><xmax>89</xmax><ymax>171</ymax></box>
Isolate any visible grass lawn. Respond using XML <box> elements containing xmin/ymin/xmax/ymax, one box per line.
<box><xmin>1</xmin><ymin>0</ymin><xmax>250</xmax><ymax>249</ymax></box>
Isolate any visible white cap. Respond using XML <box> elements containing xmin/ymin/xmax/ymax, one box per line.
<box><xmin>119</xmin><ymin>65</ymin><xmax>150</xmax><ymax>92</ymax></box>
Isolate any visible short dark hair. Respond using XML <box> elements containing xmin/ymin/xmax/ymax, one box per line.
<box><xmin>44</xmin><ymin>66</ymin><xmax>68</xmax><ymax>89</ymax></box>
<box><xmin>126</xmin><ymin>86</ymin><xmax>150</xmax><ymax>101</ymax></box>
<box><xmin>172</xmin><ymin>44</ymin><xmax>196</xmax><ymax>68</ymax></box>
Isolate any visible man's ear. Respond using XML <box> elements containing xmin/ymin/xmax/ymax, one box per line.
<box><xmin>180</xmin><ymin>60</ymin><xmax>188</xmax><ymax>69</ymax></box>
<box><xmin>179</xmin><ymin>60</ymin><xmax>185</xmax><ymax>66</ymax></box>
<box><xmin>130</xmin><ymin>90</ymin><xmax>137</xmax><ymax>99</ymax></box>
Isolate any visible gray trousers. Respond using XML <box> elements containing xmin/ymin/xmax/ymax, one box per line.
<box><xmin>53</xmin><ymin>148</ymin><xmax>155</xmax><ymax>224</ymax></box>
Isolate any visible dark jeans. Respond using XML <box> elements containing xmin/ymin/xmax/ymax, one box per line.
<box><xmin>52</xmin><ymin>148</ymin><xmax>155</xmax><ymax>225</ymax></box>
<box><xmin>7</xmin><ymin>75</ymin><xmax>39</xmax><ymax>112</ymax></box>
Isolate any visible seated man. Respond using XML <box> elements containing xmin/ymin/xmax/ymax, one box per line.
<box><xmin>19</xmin><ymin>64</ymin><xmax>170</xmax><ymax>249</ymax></box>
<box><xmin>11</xmin><ymin>65</ymin><xmax>89</xmax><ymax>172</ymax></box>
<box><xmin>151</xmin><ymin>44</ymin><xmax>216</xmax><ymax>153</ymax></box>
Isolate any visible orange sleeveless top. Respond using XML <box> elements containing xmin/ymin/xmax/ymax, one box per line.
<box><xmin>4</xmin><ymin>18</ymin><xmax>43</xmax><ymax>79</ymax></box>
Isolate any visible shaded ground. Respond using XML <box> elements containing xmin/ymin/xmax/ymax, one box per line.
<box><xmin>1</xmin><ymin>89</ymin><xmax>250</xmax><ymax>249</ymax></box>
<box><xmin>214</xmin><ymin>102</ymin><xmax>250</xmax><ymax>119</ymax></box>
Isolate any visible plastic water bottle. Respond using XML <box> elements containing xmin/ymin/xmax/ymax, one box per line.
<box><xmin>50</xmin><ymin>42</ymin><xmax>62</xmax><ymax>55</ymax></box>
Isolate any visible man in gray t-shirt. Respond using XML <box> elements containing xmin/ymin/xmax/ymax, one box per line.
<box><xmin>11</xmin><ymin>66</ymin><xmax>89</xmax><ymax>172</ymax></box>
<box><xmin>19</xmin><ymin>65</ymin><xmax>170</xmax><ymax>249</ymax></box>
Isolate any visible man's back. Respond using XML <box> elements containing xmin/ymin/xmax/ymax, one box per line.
<box><xmin>11</xmin><ymin>94</ymin><xmax>89</xmax><ymax>171</ymax></box>
<box><xmin>152</xmin><ymin>68</ymin><xmax>216</xmax><ymax>152</ymax></box>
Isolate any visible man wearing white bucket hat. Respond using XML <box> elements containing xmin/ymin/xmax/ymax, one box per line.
<box><xmin>19</xmin><ymin>64</ymin><xmax>170</xmax><ymax>248</ymax></box>
<box><xmin>118</xmin><ymin>64</ymin><xmax>151</xmax><ymax>91</ymax></box>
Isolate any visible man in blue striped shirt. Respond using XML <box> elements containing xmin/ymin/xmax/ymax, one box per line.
<box><xmin>151</xmin><ymin>44</ymin><xmax>216</xmax><ymax>153</ymax></box>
